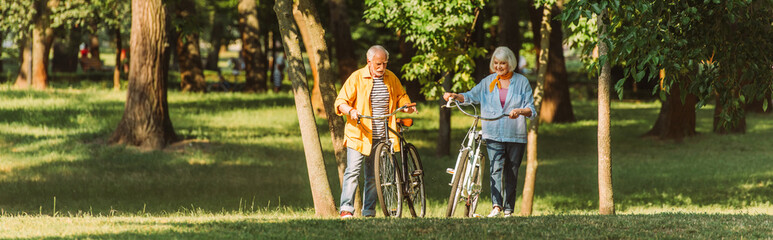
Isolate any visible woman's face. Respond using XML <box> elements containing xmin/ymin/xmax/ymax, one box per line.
<box><xmin>493</xmin><ymin>58</ymin><xmax>510</xmax><ymax>76</ymax></box>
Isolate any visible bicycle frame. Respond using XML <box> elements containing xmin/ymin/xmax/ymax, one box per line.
<box><xmin>444</xmin><ymin>98</ymin><xmax>506</xmax><ymax>217</ymax></box>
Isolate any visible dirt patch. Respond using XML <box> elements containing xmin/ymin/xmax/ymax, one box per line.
<box><xmin>164</xmin><ymin>139</ymin><xmax>213</xmax><ymax>153</ymax></box>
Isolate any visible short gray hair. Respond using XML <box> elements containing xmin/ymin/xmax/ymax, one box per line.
<box><xmin>366</xmin><ymin>45</ymin><xmax>389</xmax><ymax>61</ymax></box>
<box><xmin>489</xmin><ymin>46</ymin><xmax>517</xmax><ymax>73</ymax></box>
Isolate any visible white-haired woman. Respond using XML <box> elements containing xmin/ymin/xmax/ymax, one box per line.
<box><xmin>443</xmin><ymin>46</ymin><xmax>537</xmax><ymax>217</ymax></box>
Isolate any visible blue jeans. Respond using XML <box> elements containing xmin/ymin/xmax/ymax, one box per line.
<box><xmin>486</xmin><ymin>140</ymin><xmax>526</xmax><ymax>212</ymax></box>
<box><xmin>339</xmin><ymin>147</ymin><xmax>377</xmax><ymax>216</ymax></box>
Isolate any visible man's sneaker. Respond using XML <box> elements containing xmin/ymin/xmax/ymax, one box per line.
<box><xmin>503</xmin><ymin>210</ymin><xmax>513</xmax><ymax>217</ymax></box>
<box><xmin>487</xmin><ymin>207</ymin><xmax>501</xmax><ymax>217</ymax></box>
<box><xmin>340</xmin><ymin>211</ymin><xmax>353</xmax><ymax>219</ymax></box>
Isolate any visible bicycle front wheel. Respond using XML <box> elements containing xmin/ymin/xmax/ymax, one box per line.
<box><xmin>374</xmin><ymin>142</ymin><xmax>402</xmax><ymax>217</ymax></box>
<box><xmin>465</xmin><ymin>156</ymin><xmax>483</xmax><ymax>217</ymax></box>
<box><xmin>446</xmin><ymin>152</ymin><xmax>468</xmax><ymax>217</ymax></box>
<box><xmin>403</xmin><ymin>144</ymin><xmax>425</xmax><ymax>217</ymax></box>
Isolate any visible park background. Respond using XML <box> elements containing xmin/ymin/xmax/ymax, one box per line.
<box><xmin>1</xmin><ymin>0</ymin><xmax>772</xmax><ymax>238</ymax></box>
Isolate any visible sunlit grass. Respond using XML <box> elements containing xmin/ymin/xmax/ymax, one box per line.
<box><xmin>0</xmin><ymin>85</ymin><xmax>772</xmax><ymax>238</ymax></box>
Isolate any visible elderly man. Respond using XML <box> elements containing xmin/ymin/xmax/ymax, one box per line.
<box><xmin>334</xmin><ymin>45</ymin><xmax>417</xmax><ymax>218</ymax></box>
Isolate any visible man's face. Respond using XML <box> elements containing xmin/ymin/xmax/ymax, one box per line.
<box><xmin>368</xmin><ymin>51</ymin><xmax>388</xmax><ymax>78</ymax></box>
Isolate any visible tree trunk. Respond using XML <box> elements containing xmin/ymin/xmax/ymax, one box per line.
<box><xmin>274</xmin><ymin>0</ymin><xmax>337</xmax><ymax>217</ymax></box>
<box><xmin>473</xmin><ymin>5</ymin><xmax>491</xmax><ymax>82</ymax></box>
<box><xmin>643</xmin><ymin>85</ymin><xmax>697</xmax><ymax>140</ymax></box>
<box><xmin>540</xmin><ymin>2</ymin><xmax>575</xmax><ymax>123</ymax></box>
<box><xmin>204</xmin><ymin>8</ymin><xmax>226</xmax><ymax>72</ymax></box>
<box><xmin>15</xmin><ymin>0</ymin><xmax>56</xmax><ymax>90</ymax></box>
<box><xmin>437</xmin><ymin>73</ymin><xmax>453</xmax><ymax>157</ymax></box>
<box><xmin>14</xmin><ymin>39</ymin><xmax>32</xmax><ymax>87</ymax></box>
<box><xmin>497</xmin><ymin>0</ymin><xmax>522</xmax><ymax>72</ymax></box>
<box><xmin>113</xmin><ymin>27</ymin><xmax>122</xmax><ymax>90</ymax></box>
<box><xmin>176</xmin><ymin>0</ymin><xmax>206</xmax><ymax>92</ymax></box>
<box><xmin>520</xmin><ymin>5</ymin><xmax>550</xmax><ymax>217</ymax></box>
<box><xmin>52</xmin><ymin>27</ymin><xmax>80</xmax><ymax>73</ymax></box>
<box><xmin>596</xmin><ymin>10</ymin><xmax>615</xmax><ymax>215</ymax></box>
<box><xmin>713</xmin><ymin>97</ymin><xmax>746</xmax><ymax>134</ymax></box>
<box><xmin>239</xmin><ymin>0</ymin><xmax>268</xmax><ymax>92</ymax></box>
<box><xmin>292</xmin><ymin>2</ymin><xmax>325</xmax><ymax>117</ymax></box>
<box><xmin>110</xmin><ymin>0</ymin><xmax>178</xmax><ymax>150</ymax></box>
<box><xmin>295</xmin><ymin>0</ymin><xmax>347</xmax><ymax>192</ymax></box>
<box><xmin>327</xmin><ymin>0</ymin><xmax>358</xmax><ymax>84</ymax></box>
<box><xmin>89</xmin><ymin>20</ymin><xmax>101</xmax><ymax>68</ymax></box>
<box><xmin>0</xmin><ymin>30</ymin><xmax>4</xmax><ymax>73</ymax></box>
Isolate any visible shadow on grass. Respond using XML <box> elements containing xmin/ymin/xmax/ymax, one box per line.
<box><xmin>16</xmin><ymin>214</ymin><xmax>773</xmax><ymax>239</ymax></box>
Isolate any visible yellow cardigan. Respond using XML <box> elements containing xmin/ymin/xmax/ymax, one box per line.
<box><xmin>334</xmin><ymin>67</ymin><xmax>412</xmax><ymax>155</ymax></box>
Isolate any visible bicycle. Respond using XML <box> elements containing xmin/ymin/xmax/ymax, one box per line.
<box><xmin>357</xmin><ymin>103</ymin><xmax>425</xmax><ymax>217</ymax></box>
<box><xmin>442</xmin><ymin>97</ymin><xmax>507</xmax><ymax>217</ymax></box>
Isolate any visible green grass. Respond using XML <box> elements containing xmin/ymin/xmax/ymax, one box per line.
<box><xmin>1</xmin><ymin>83</ymin><xmax>772</xmax><ymax>238</ymax></box>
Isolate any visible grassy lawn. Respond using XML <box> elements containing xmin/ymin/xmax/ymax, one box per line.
<box><xmin>1</xmin><ymin>82</ymin><xmax>772</xmax><ymax>238</ymax></box>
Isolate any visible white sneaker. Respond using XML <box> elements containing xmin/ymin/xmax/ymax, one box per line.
<box><xmin>487</xmin><ymin>207</ymin><xmax>501</xmax><ymax>217</ymax></box>
<box><xmin>503</xmin><ymin>210</ymin><xmax>513</xmax><ymax>217</ymax></box>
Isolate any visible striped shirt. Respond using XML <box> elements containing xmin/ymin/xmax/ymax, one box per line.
<box><xmin>371</xmin><ymin>76</ymin><xmax>389</xmax><ymax>140</ymax></box>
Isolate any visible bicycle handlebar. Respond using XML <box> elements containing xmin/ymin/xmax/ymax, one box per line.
<box><xmin>357</xmin><ymin>103</ymin><xmax>417</xmax><ymax>124</ymax></box>
<box><xmin>443</xmin><ymin>98</ymin><xmax>507</xmax><ymax>121</ymax></box>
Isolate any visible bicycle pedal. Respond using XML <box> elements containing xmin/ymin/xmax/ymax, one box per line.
<box><xmin>446</xmin><ymin>168</ymin><xmax>455</xmax><ymax>174</ymax></box>
<box><xmin>411</xmin><ymin>170</ymin><xmax>423</xmax><ymax>176</ymax></box>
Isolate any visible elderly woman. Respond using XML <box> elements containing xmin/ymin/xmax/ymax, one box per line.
<box><xmin>443</xmin><ymin>46</ymin><xmax>536</xmax><ymax>218</ymax></box>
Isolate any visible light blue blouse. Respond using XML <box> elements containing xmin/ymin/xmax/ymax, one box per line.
<box><xmin>460</xmin><ymin>73</ymin><xmax>537</xmax><ymax>143</ymax></box>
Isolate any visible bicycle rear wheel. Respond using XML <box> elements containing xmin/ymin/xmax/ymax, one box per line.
<box><xmin>374</xmin><ymin>142</ymin><xmax>402</xmax><ymax>217</ymax></box>
<box><xmin>445</xmin><ymin>151</ymin><xmax>468</xmax><ymax>217</ymax></box>
<box><xmin>403</xmin><ymin>144</ymin><xmax>425</xmax><ymax>217</ymax></box>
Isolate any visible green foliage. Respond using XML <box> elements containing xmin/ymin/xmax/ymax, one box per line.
<box><xmin>0</xmin><ymin>0</ymin><xmax>37</xmax><ymax>39</ymax></box>
<box><xmin>364</xmin><ymin>0</ymin><xmax>487</xmax><ymax>98</ymax></box>
<box><xmin>562</xmin><ymin>0</ymin><xmax>773</xmax><ymax>130</ymax></box>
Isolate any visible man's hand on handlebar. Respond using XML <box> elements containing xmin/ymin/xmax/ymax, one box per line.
<box><xmin>349</xmin><ymin>108</ymin><xmax>360</xmax><ymax>121</ymax></box>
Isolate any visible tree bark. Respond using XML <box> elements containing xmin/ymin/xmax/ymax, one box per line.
<box><xmin>597</xmin><ymin>10</ymin><xmax>615</xmax><ymax>215</ymax></box>
<box><xmin>713</xmin><ymin>97</ymin><xmax>746</xmax><ymax>134</ymax></box>
<box><xmin>292</xmin><ymin>2</ymin><xmax>325</xmax><ymax>117</ymax></box>
<box><xmin>295</xmin><ymin>0</ymin><xmax>347</xmax><ymax>192</ymax></box>
<box><xmin>643</xmin><ymin>85</ymin><xmax>697</xmax><ymax>140</ymax></box>
<box><xmin>274</xmin><ymin>0</ymin><xmax>337</xmax><ymax>217</ymax></box>
<box><xmin>529</xmin><ymin>1</ymin><xmax>575</xmax><ymax>123</ymax></box>
<box><xmin>520</xmin><ymin>5</ymin><xmax>550</xmax><ymax>217</ymax></box>
<box><xmin>176</xmin><ymin>0</ymin><xmax>206</xmax><ymax>92</ymax></box>
<box><xmin>113</xmin><ymin>27</ymin><xmax>122</xmax><ymax>90</ymax></box>
<box><xmin>540</xmin><ymin>2</ymin><xmax>575</xmax><ymax>123</ymax></box>
<box><xmin>437</xmin><ymin>73</ymin><xmax>453</xmax><ymax>157</ymax></box>
<box><xmin>239</xmin><ymin>0</ymin><xmax>268</xmax><ymax>92</ymax></box>
<box><xmin>52</xmin><ymin>27</ymin><xmax>80</xmax><ymax>73</ymax></box>
<box><xmin>497</xmin><ymin>0</ymin><xmax>522</xmax><ymax>72</ymax></box>
<box><xmin>15</xmin><ymin>0</ymin><xmax>56</xmax><ymax>90</ymax></box>
<box><xmin>0</xmin><ymin>30</ymin><xmax>4</xmax><ymax>73</ymax></box>
<box><xmin>204</xmin><ymin>8</ymin><xmax>226</xmax><ymax>72</ymax></box>
<box><xmin>327</xmin><ymin>0</ymin><xmax>358</xmax><ymax>84</ymax></box>
<box><xmin>110</xmin><ymin>0</ymin><xmax>178</xmax><ymax>150</ymax></box>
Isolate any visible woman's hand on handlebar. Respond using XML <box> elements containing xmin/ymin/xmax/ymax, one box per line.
<box><xmin>402</xmin><ymin>105</ymin><xmax>418</xmax><ymax>114</ymax></box>
<box><xmin>443</xmin><ymin>92</ymin><xmax>464</xmax><ymax>102</ymax></box>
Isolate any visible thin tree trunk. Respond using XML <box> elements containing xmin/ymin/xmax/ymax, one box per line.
<box><xmin>0</xmin><ymin>30</ymin><xmax>4</xmax><ymax>73</ymax></box>
<box><xmin>205</xmin><ymin>8</ymin><xmax>226</xmax><ymax>72</ymax></box>
<box><xmin>15</xmin><ymin>0</ymin><xmax>56</xmax><ymax>90</ymax></box>
<box><xmin>292</xmin><ymin>2</ymin><xmax>325</xmax><ymax>117</ymax></box>
<box><xmin>274</xmin><ymin>0</ymin><xmax>337</xmax><ymax>217</ymax></box>
<box><xmin>520</xmin><ymin>5</ymin><xmax>550</xmax><ymax>217</ymax></box>
<box><xmin>327</xmin><ymin>0</ymin><xmax>358</xmax><ymax>84</ymax></box>
<box><xmin>239</xmin><ymin>0</ymin><xmax>268</xmax><ymax>92</ymax></box>
<box><xmin>596</xmin><ymin>10</ymin><xmax>614</xmax><ymax>215</ymax></box>
<box><xmin>110</xmin><ymin>0</ymin><xmax>178</xmax><ymax>150</ymax></box>
<box><xmin>295</xmin><ymin>0</ymin><xmax>347</xmax><ymax>194</ymax></box>
<box><xmin>14</xmin><ymin>38</ymin><xmax>32</xmax><ymax>88</ymax></box>
<box><xmin>113</xmin><ymin>27</ymin><xmax>122</xmax><ymax>90</ymax></box>
<box><xmin>176</xmin><ymin>0</ymin><xmax>206</xmax><ymax>92</ymax></box>
<box><xmin>437</xmin><ymin>73</ymin><xmax>452</xmax><ymax>157</ymax></box>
